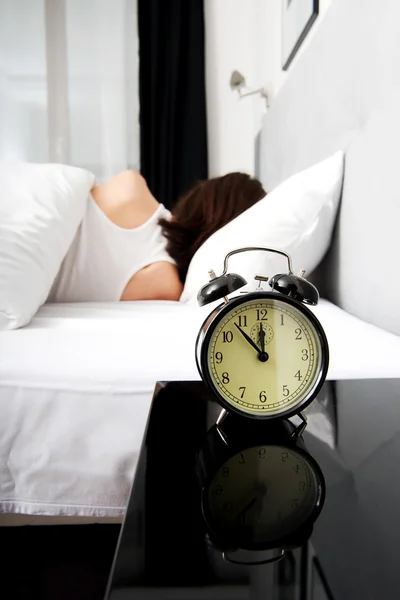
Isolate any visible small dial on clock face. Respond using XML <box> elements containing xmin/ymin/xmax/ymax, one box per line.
<box><xmin>206</xmin><ymin>297</ymin><xmax>324</xmax><ymax>417</ymax></box>
<box><xmin>207</xmin><ymin>445</ymin><xmax>320</xmax><ymax>544</ymax></box>
<box><xmin>250</xmin><ymin>321</ymin><xmax>274</xmax><ymax>346</ymax></box>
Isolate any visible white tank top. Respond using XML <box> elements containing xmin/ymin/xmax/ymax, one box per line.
<box><xmin>49</xmin><ymin>195</ymin><xmax>175</xmax><ymax>302</ymax></box>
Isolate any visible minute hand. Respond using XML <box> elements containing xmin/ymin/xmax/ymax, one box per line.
<box><xmin>259</xmin><ymin>324</ymin><xmax>266</xmax><ymax>353</ymax></box>
<box><xmin>234</xmin><ymin>323</ymin><xmax>261</xmax><ymax>354</ymax></box>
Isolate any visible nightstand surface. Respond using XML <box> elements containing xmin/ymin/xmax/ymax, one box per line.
<box><xmin>106</xmin><ymin>379</ymin><xmax>400</xmax><ymax>600</ymax></box>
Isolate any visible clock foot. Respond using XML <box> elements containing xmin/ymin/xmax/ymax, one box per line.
<box><xmin>216</xmin><ymin>408</ymin><xmax>228</xmax><ymax>426</ymax></box>
<box><xmin>291</xmin><ymin>412</ymin><xmax>308</xmax><ymax>438</ymax></box>
<box><xmin>216</xmin><ymin>409</ymin><xmax>229</xmax><ymax>445</ymax></box>
<box><xmin>216</xmin><ymin>425</ymin><xmax>229</xmax><ymax>445</ymax></box>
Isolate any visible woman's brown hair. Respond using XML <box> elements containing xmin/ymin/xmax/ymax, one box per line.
<box><xmin>159</xmin><ymin>172</ymin><xmax>267</xmax><ymax>283</ymax></box>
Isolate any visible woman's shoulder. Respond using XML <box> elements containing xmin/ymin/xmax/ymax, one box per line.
<box><xmin>91</xmin><ymin>170</ymin><xmax>159</xmax><ymax>229</ymax></box>
<box><xmin>103</xmin><ymin>170</ymin><xmax>152</xmax><ymax>200</ymax></box>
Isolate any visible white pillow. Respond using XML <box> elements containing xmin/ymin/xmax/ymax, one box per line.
<box><xmin>0</xmin><ymin>162</ymin><xmax>95</xmax><ymax>329</ymax></box>
<box><xmin>180</xmin><ymin>151</ymin><xmax>344</xmax><ymax>304</ymax></box>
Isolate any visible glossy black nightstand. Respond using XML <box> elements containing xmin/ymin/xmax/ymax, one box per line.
<box><xmin>105</xmin><ymin>378</ymin><xmax>400</xmax><ymax>600</ymax></box>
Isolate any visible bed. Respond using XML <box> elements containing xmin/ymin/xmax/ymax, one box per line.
<box><xmin>1</xmin><ymin>297</ymin><xmax>400</xmax><ymax>523</ymax></box>
<box><xmin>2</xmin><ymin>0</ymin><xmax>400</xmax><ymax>524</ymax></box>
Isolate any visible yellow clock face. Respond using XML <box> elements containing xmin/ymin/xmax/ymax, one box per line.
<box><xmin>207</xmin><ymin>445</ymin><xmax>320</xmax><ymax>544</ymax></box>
<box><xmin>205</xmin><ymin>296</ymin><xmax>326</xmax><ymax>417</ymax></box>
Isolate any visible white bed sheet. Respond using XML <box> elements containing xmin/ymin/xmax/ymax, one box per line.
<box><xmin>1</xmin><ymin>298</ymin><xmax>400</xmax><ymax>518</ymax></box>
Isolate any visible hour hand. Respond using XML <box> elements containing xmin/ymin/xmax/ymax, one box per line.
<box><xmin>234</xmin><ymin>323</ymin><xmax>261</xmax><ymax>354</ymax></box>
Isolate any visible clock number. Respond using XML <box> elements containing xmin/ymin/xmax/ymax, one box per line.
<box><xmin>222</xmin><ymin>467</ymin><xmax>229</xmax><ymax>477</ymax></box>
<box><xmin>213</xmin><ymin>484</ymin><xmax>223</xmax><ymax>496</ymax></box>
<box><xmin>295</xmin><ymin>370</ymin><xmax>302</xmax><ymax>381</ymax></box>
<box><xmin>215</xmin><ymin>352</ymin><xmax>223</xmax><ymax>364</ymax></box>
<box><xmin>259</xmin><ymin>391</ymin><xmax>267</xmax><ymax>403</ymax></box>
<box><xmin>281</xmin><ymin>452</ymin><xmax>289</xmax><ymax>462</ymax></box>
<box><xmin>258</xmin><ymin>448</ymin><xmax>266</xmax><ymax>458</ymax></box>
<box><xmin>239</xmin><ymin>386</ymin><xmax>246</xmax><ymax>398</ymax></box>
<box><xmin>302</xmin><ymin>349</ymin><xmax>309</xmax><ymax>361</ymax></box>
<box><xmin>222</xmin><ymin>331</ymin><xmax>233</xmax><ymax>343</ymax></box>
<box><xmin>291</xmin><ymin>498</ymin><xmax>300</xmax><ymax>508</ymax></box>
<box><xmin>238</xmin><ymin>453</ymin><xmax>246</xmax><ymax>464</ymax></box>
<box><xmin>299</xmin><ymin>481</ymin><xmax>306</xmax><ymax>491</ymax></box>
<box><xmin>222</xmin><ymin>372</ymin><xmax>230</xmax><ymax>384</ymax></box>
<box><xmin>283</xmin><ymin>385</ymin><xmax>290</xmax><ymax>397</ymax></box>
<box><xmin>223</xmin><ymin>502</ymin><xmax>233</xmax><ymax>513</ymax></box>
<box><xmin>256</xmin><ymin>309</ymin><xmax>268</xmax><ymax>321</ymax></box>
<box><xmin>293</xmin><ymin>464</ymin><xmax>300</xmax><ymax>474</ymax></box>
<box><xmin>280</xmin><ymin>314</ymin><xmax>284</xmax><ymax>326</ymax></box>
<box><xmin>236</xmin><ymin>315</ymin><xmax>247</xmax><ymax>327</ymax></box>
<box><xmin>295</xmin><ymin>328</ymin><xmax>302</xmax><ymax>340</ymax></box>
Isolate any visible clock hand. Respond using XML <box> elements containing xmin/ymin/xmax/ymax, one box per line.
<box><xmin>234</xmin><ymin>323</ymin><xmax>262</xmax><ymax>354</ymax></box>
<box><xmin>258</xmin><ymin>323</ymin><xmax>266</xmax><ymax>354</ymax></box>
<box><xmin>235</xmin><ymin>496</ymin><xmax>257</xmax><ymax>522</ymax></box>
<box><xmin>257</xmin><ymin>324</ymin><xmax>269</xmax><ymax>361</ymax></box>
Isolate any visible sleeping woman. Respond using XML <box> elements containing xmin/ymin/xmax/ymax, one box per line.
<box><xmin>48</xmin><ymin>170</ymin><xmax>266</xmax><ymax>303</ymax></box>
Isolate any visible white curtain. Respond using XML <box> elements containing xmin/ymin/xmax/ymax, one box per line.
<box><xmin>0</xmin><ymin>0</ymin><xmax>139</xmax><ymax>182</ymax></box>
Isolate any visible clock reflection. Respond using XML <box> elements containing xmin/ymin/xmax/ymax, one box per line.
<box><xmin>196</xmin><ymin>415</ymin><xmax>326</xmax><ymax>565</ymax></box>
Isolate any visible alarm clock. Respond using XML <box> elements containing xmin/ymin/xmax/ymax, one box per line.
<box><xmin>196</xmin><ymin>416</ymin><xmax>326</xmax><ymax>565</ymax></box>
<box><xmin>195</xmin><ymin>246</ymin><xmax>329</xmax><ymax>421</ymax></box>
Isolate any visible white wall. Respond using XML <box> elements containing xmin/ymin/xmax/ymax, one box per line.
<box><xmin>205</xmin><ymin>0</ymin><xmax>333</xmax><ymax>179</ymax></box>
<box><xmin>261</xmin><ymin>0</ymin><xmax>333</xmax><ymax>97</ymax></box>
<box><xmin>205</xmin><ymin>0</ymin><xmax>267</xmax><ymax>177</ymax></box>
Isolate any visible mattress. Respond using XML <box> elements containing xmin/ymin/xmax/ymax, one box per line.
<box><xmin>1</xmin><ymin>299</ymin><xmax>400</xmax><ymax>519</ymax></box>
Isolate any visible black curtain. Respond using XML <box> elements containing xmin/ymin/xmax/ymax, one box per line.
<box><xmin>138</xmin><ymin>0</ymin><xmax>208</xmax><ymax>210</ymax></box>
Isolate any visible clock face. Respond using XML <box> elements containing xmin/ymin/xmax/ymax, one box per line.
<box><xmin>205</xmin><ymin>445</ymin><xmax>321</xmax><ymax>546</ymax></box>
<box><xmin>204</xmin><ymin>295</ymin><xmax>327</xmax><ymax>418</ymax></box>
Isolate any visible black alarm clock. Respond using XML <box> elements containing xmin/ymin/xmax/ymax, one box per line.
<box><xmin>195</xmin><ymin>246</ymin><xmax>329</xmax><ymax>421</ymax></box>
<box><xmin>196</xmin><ymin>416</ymin><xmax>326</xmax><ymax>565</ymax></box>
